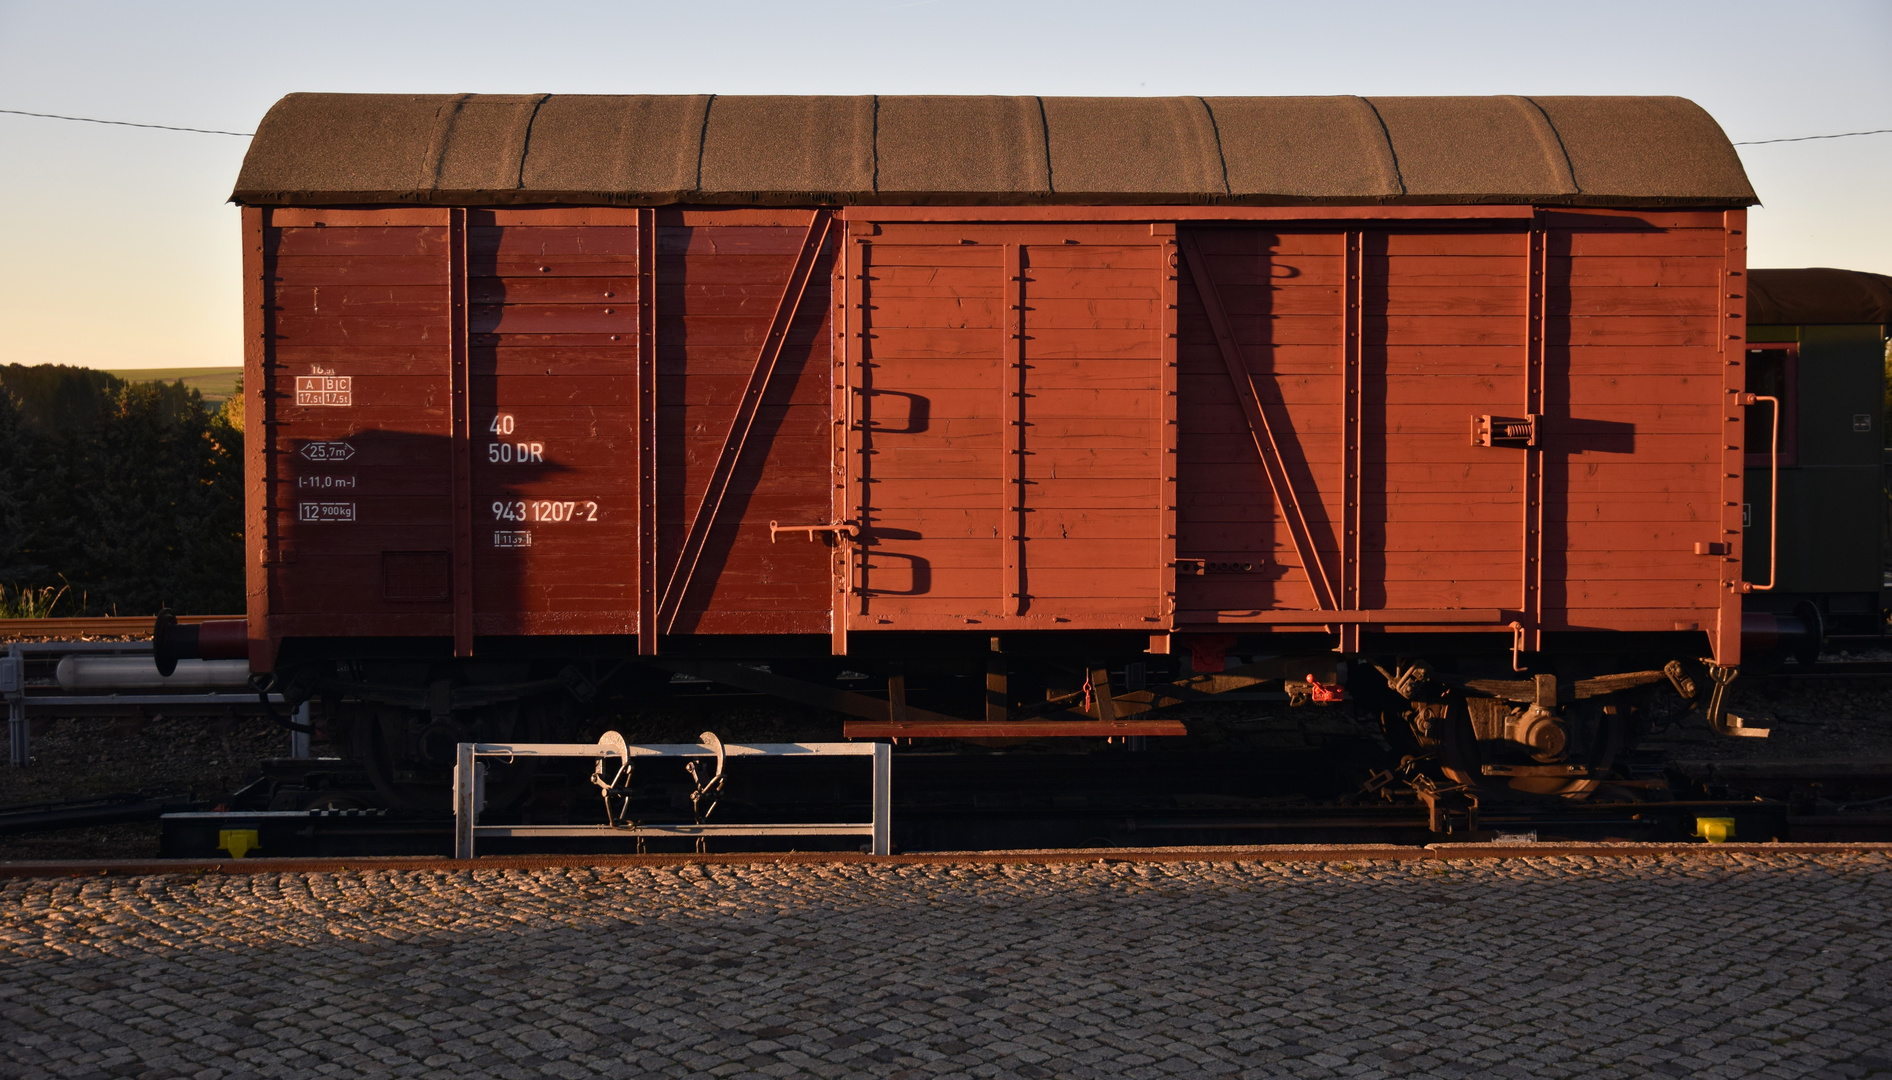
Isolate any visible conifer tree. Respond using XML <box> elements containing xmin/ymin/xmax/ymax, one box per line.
<box><xmin>0</xmin><ymin>365</ymin><xmax>245</xmax><ymax>616</ymax></box>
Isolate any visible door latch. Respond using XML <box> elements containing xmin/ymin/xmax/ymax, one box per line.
<box><xmin>1471</xmin><ymin>414</ymin><xmax>1539</xmax><ymax>448</ymax></box>
<box><xmin>768</xmin><ymin>520</ymin><xmax>859</xmax><ymax>545</ymax></box>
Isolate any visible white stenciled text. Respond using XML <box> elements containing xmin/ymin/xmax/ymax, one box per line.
<box><xmin>295</xmin><ymin>374</ymin><xmax>352</xmax><ymax>407</ymax></box>
<box><xmin>492</xmin><ymin>500</ymin><xmax>599</xmax><ymax>523</ymax></box>
<box><xmin>486</xmin><ymin>415</ymin><xmax>543</xmax><ymax>463</ymax></box>
<box><xmin>298</xmin><ymin>501</ymin><xmax>355</xmax><ymax>522</ymax></box>
<box><xmin>488</xmin><ymin>441</ymin><xmax>545</xmax><ymax>464</ymax></box>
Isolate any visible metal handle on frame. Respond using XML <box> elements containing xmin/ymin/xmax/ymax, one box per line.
<box><xmin>453</xmin><ymin>735</ymin><xmax>891</xmax><ymax>860</ymax></box>
<box><xmin>768</xmin><ymin>520</ymin><xmax>858</xmax><ymax>545</ymax></box>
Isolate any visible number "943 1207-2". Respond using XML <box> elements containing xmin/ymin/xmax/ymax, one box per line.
<box><xmin>492</xmin><ymin>500</ymin><xmax>599</xmax><ymax>523</ymax></box>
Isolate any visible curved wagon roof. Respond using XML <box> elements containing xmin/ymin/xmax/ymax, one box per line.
<box><xmin>234</xmin><ymin>93</ymin><xmax>1756</xmax><ymax>209</ymax></box>
<box><xmin>1748</xmin><ymin>268</ymin><xmax>1892</xmax><ymax>326</ymax></box>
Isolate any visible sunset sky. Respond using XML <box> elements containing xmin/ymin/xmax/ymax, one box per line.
<box><xmin>2</xmin><ymin>0</ymin><xmax>1887</xmax><ymax>370</ymax></box>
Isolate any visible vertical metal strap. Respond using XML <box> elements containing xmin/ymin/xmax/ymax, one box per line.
<box><xmin>870</xmin><ymin>741</ymin><xmax>892</xmax><ymax>856</ymax></box>
<box><xmin>886</xmin><ymin>662</ymin><xmax>909</xmax><ymax>722</ymax></box>
<box><xmin>289</xmin><ymin>701</ymin><xmax>312</xmax><ymax>759</ymax></box>
<box><xmin>452</xmin><ymin>741</ymin><xmax>476</xmax><ymax>859</ymax></box>
<box><xmin>849</xmin><ymin>230</ymin><xmax>873</xmax><ymax>622</ymax></box>
<box><xmin>1154</xmin><ymin>225</ymin><xmax>1179</xmax><ymax>642</ymax></box>
<box><xmin>832</xmin><ymin>224</ymin><xmax>861</xmax><ymax>655</ymax></box>
<box><xmin>6</xmin><ymin>644</ymin><xmax>26</xmax><ymax>767</ymax></box>
<box><xmin>985</xmin><ymin>636</ymin><xmax>1008</xmax><ymax>722</ymax></box>
<box><xmin>1339</xmin><ymin>231</ymin><xmax>1365</xmax><ymax>652</ymax></box>
<box><xmin>448</xmin><ymin>208</ymin><xmax>474</xmax><ymax>658</ymax></box>
<box><xmin>241</xmin><ymin>207</ymin><xmax>271</xmax><ymax>672</ymax></box>
<box><xmin>1003</xmin><ymin>242</ymin><xmax>1026</xmax><ymax>616</ymax></box>
<box><xmin>1522</xmin><ymin>220</ymin><xmax>1547</xmax><ymax>654</ymax></box>
<box><xmin>660</xmin><ymin>211</ymin><xmax>834</xmax><ymax>631</ymax></box>
<box><xmin>1716</xmin><ymin>209</ymin><xmax>1750</xmax><ymax>667</ymax></box>
<box><xmin>636</xmin><ymin>207</ymin><xmax>659</xmax><ymax>655</ymax></box>
<box><xmin>1087</xmin><ymin>662</ymin><xmax>1119</xmax><ymax>722</ymax></box>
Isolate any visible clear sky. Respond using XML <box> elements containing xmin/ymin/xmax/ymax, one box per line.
<box><xmin>2</xmin><ymin>0</ymin><xmax>1887</xmax><ymax>370</ymax></box>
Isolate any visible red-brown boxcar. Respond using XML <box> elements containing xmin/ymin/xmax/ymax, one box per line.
<box><xmin>226</xmin><ymin>94</ymin><xmax>1763</xmax><ymax>789</ymax></box>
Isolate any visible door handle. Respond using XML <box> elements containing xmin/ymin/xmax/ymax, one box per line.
<box><xmin>768</xmin><ymin>520</ymin><xmax>859</xmax><ymax>545</ymax></box>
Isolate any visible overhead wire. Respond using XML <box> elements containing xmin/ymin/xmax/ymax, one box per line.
<box><xmin>0</xmin><ymin>108</ymin><xmax>253</xmax><ymax>137</ymax></box>
<box><xmin>1734</xmin><ymin>128</ymin><xmax>1891</xmax><ymax>146</ymax></box>
<box><xmin>2</xmin><ymin>103</ymin><xmax>1886</xmax><ymax>148</ymax></box>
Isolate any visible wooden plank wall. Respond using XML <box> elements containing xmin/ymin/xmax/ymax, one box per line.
<box><xmin>1369</xmin><ymin>229</ymin><xmax>1529</xmax><ymax>614</ymax></box>
<box><xmin>256</xmin><ymin>205</ymin><xmax>1735</xmax><ymax>657</ymax></box>
<box><xmin>265</xmin><ymin>209</ymin><xmax>458</xmax><ymax>639</ymax></box>
<box><xmin>1176</xmin><ymin>229</ymin><xmax>1347</xmax><ymax>613</ymax></box>
<box><xmin>469</xmin><ymin>209</ymin><xmax>640</xmax><ymax>635</ymax></box>
<box><xmin>1545</xmin><ymin>209</ymin><xmax>1734</xmax><ymax>635</ymax></box>
<box><xmin>260</xmin><ymin>208</ymin><xmax>835</xmax><ymax>641</ymax></box>
<box><xmin>655</xmin><ymin>211</ymin><xmax>833</xmax><ymax>635</ymax></box>
<box><xmin>1172</xmin><ymin>210</ymin><xmax>1733</xmax><ymax>642</ymax></box>
<box><xmin>846</xmin><ymin>224</ymin><xmax>1169</xmax><ymax>631</ymax></box>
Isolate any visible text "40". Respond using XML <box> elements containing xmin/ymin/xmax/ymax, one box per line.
<box><xmin>488</xmin><ymin>415</ymin><xmax>543</xmax><ymax>463</ymax></box>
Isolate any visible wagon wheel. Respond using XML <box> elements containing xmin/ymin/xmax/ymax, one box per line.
<box><xmin>350</xmin><ymin>701</ymin><xmax>550</xmax><ymax>815</ymax></box>
<box><xmin>348</xmin><ymin>704</ymin><xmax>438</xmax><ymax>813</ymax></box>
<box><xmin>1483</xmin><ymin>699</ymin><xmax>1638</xmax><ymax>799</ymax></box>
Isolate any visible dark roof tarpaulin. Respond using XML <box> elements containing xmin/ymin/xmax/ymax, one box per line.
<box><xmin>1748</xmin><ymin>268</ymin><xmax>1892</xmax><ymax>326</ymax></box>
<box><xmin>232</xmin><ymin>93</ymin><xmax>1757</xmax><ymax>209</ymax></box>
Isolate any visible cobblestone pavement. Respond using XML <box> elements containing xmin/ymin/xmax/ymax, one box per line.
<box><xmin>3</xmin><ymin>853</ymin><xmax>1891</xmax><ymax>1079</ymax></box>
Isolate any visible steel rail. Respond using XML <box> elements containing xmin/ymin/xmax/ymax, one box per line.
<box><xmin>6</xmin><ymin>841</ymin><xmax>1890</xmax><ymax>880</ymax></box>
<box><xmin>0</xmin><ymin>615</ymin><xmax>237</xmax><ymax>639</ymax></box>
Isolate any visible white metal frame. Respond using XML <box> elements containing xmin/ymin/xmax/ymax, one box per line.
<box><xmin>453</xmin><ymin>734</ymin><xmax>891</xmax><ymax>858</ymax></box>
<box><xmin>5</xmin><ymin>640</ymin><xmax>289</xmax><ymax>767</ymax></box>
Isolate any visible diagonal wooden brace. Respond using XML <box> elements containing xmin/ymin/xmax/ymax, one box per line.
<box><xmin>660</xmin><ymin>211</ymin><xmax>836</xmax><ymax>630</ymax></box>
<box><xmin>1177</xmin><ymin>232</ymin><xmax>1338</xmax><ymax>612</ymax></box>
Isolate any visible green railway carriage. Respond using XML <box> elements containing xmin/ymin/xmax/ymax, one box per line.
<box><xmin>1743</xmin><ymin>268</ymin><xmax>1892</xmax><ymax>640</ymax></box>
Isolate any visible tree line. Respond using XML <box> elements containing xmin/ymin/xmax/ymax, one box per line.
<box><xmin>0</xmin><ymin>364</ymin><xmax>244</xmax><ymax>617</ymax></box>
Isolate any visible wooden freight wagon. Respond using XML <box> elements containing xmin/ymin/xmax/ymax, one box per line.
<box><xmin>227</xmin><ymin>94</ymin><xmax>1761</xmax><ymax>763</ymax></box>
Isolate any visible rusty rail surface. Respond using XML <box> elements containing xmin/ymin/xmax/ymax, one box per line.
<box><xmin>0</xmin><ymin>615</ymin><xmax>238</xmax><ymax>640</ymax></box>
<box><xmin>3</xmin><ymin>841</ymin><xmax>1889</xmax><ymax>879</ymax></box>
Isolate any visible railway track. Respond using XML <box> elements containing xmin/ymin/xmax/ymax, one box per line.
<box><xmin>0</xmin><ymin>615</ymin><xmax>234</xmax><ymax>640</ymax></box>
<box><xmin>6</xmin><ymin>750</ymin><xmax>1884</xmax><ymax>862</ymax></box>
<box><xmin>6</xmin><ymin>623</ymin><xmax>1890</xmax><ymax>860</ymax></box>
<box><xmin>8</xmin><ymin>838</ymin><xmax>1892</xmax><ymax>880</ymax></box>
<box><xmin>1761</xmin><ymin>659</ymin><xmax>1892</xmax><ymax>677</ymax></box>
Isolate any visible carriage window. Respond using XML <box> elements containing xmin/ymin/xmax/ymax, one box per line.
<box><xmin>1744</xmin><ymin>344</ymin><xmax>1796</xmax><ymax>466</ymax></box>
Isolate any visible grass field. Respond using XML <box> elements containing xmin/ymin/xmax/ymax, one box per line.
<box><xmin>101</xmin><ymin>366</ymin><xmax>242</xmax><ymax>403</ymax></box>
